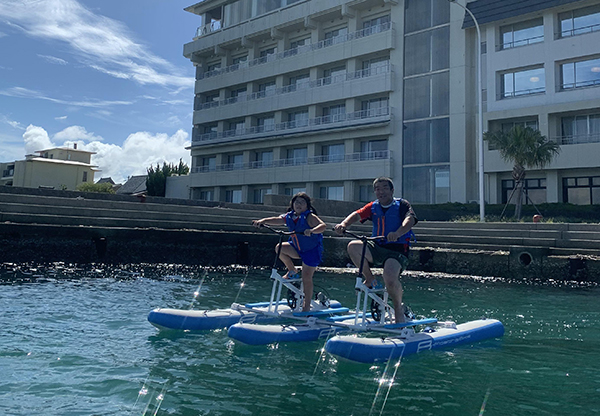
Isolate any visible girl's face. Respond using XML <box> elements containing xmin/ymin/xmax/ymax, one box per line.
<box><xmin>292</xmin><ymin>197</ymin><xmax>308</xmax><ymax>214</ymax></box>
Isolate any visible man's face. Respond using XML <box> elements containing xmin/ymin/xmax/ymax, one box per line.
<box><xmin>374</xmin><ymin>182</ymin><xmax>393</xmax><ymax>205</ymax></box>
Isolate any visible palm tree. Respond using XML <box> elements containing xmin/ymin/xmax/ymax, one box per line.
<box><xmin>484</xmin><ymin>125</ymin><xmax>560</xmax><ymax>219</ymax></box>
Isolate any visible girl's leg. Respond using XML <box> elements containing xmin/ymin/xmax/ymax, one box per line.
<box><xmin>300</xmin><ymin>264</ymin><xmax>316</xmax><ymax>311</ymax></box>
<box><xmin>275</xmin><ymin>242</ymin><xmax>300</xmax><ymax>276</ymax></box>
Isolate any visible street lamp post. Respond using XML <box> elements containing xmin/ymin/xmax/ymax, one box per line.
<box><xmin>448</xmin><ymin>0</ymin><xmax>485</xmax><ymax>222</ymax></box>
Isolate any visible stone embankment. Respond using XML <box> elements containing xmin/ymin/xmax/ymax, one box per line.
<box><xmin>0</xmin><ymin>186</ymin><xmax>598</xmax><ymax>281</ymax></box>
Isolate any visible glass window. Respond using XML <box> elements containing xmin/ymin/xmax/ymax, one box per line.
<box><xmin>201</xmin><ymin>156</ymin><xmax>216</xmax><ymax>172</ymax></box>
<box><xmin>206</xmin><ymin>62</ymin><xmax>221</xmax><ymax>72</ymax></box>
<box><xmin>284</xmin><ymin>185</ymin><xmax>306</xmax><ymax>195</ymax></box>
<box><xmin>232</xmin><ymin>55</ymin><xmax>247</xmax><ymax>65</ymax></box>
<box><xmin>288</xmin><ymin>37</ymin><xmax>310</xmax><ymax>54</ymax></box>
<box><xmin>286</xmin><ymin>147</ymin><xmax>307</xmax><ymax>165</ymax></box>
<box><xmin>225</xmin><ymin>189</ymin><xmax>242</xmax><ymax>204</ymax></box>
<box><xmin>361</xmin><ymin>98</ymin><xmax>389</xmax><ymax>117</ymax></box>
<box><xmin>198</xmin><ymin>190</ymin><xmax>214</xmax><ymax>201</ymax></box>
<box><xmin>404</xmin><ymin>0</ymin><xmax>449</xmax><ymax>34</ymax></box>
<box><xmin>362</xmin><ymin>15</ymin><xmax>391</xmax><ymax>35</ymax></box>
<box><xmin>561</xmin><ymin>113</ymin><xmax>600</xmax><ymax>144</ymax></box>
<box><xmin>560</xmin><ymin>57</ymin><xmax>600</xmax><ymax>89</ymax></box>
<box><xmin>257</xmin><ymin>115</ymin><xmax>275</xmax><ymax>132</ymax></box>
<box><xmin>359</xmin><ymin>185</ymin><xmax>372</xmax><ymax>202</ymax></box>
<box><xmin>360</xmin><ymin>139</ymin><xmax>388</xmax><ymax>160</ymax></box>
<box><xmin>403</xmin><ymin>166</ymin><xmax>450</xmax><ymax>204</ymax></box>
<box><xmin>501</xmin><ymin>67</ymin><xmax>545</xmax><ymax>98</ymax></box>
<box><xmin>559</xmin><ymin>5</ymin><xmax>600</xmax><ymax>38</ymax></box>
<box><xmin>499</xmin><ymin>18</ymin><xmax>543</xmax><ymax>50</ymax></box>
<box><xmin>320</xmin><ymin>185</ymin><xmax>344</xmax><ymax>201</ymax></box>
<box><xmin>502</xmin><ymin>178</ymin><xmax>546</xmax><ymax>204</ymax></box>
<box><xmin>229</xmin><ymin>120</ymin><xmax>245</xmax><ymax>133</ymax></box>
<box><xmin>253</xmin><ymin>188</ymin><xmax>272</xmax><ymax>204</ymax></box>
<box><xmin>324</xmin><ymin>27</ymin><xmax>348</xmax><ymax>45</ymax></box>
<box><xmin>404</xmin><ymin>72</ymin><xmax>449</xmax><ymax>119</ymax></box>
<box><xmin>404</xmin><ymin>26</ymin><xmax>449</xmax><ymax>76</ymax></box>
<box><xmin>362</xmin><ymin>57</ymin><xmax>390</xmax><ymax>76</ymax></box>
<box><xmin>403</xmin><ymin>118</ymin><xmax>450</xmax><ymax>165</ymax></box>
<box><xmin>258</xmin><ymin>81</ymin><xmax>276</xmax><ymax>98</ymax></box>
<box><xmin>227</xmin><ymin>154</ymin><xmax>243</xmax><ymax>170</ymax></box>
<box><xmin>288</xmin><ymin>73</ymin><xmax>310</xmax><ymax>91</ymax></box>
<box><xmin>288</xmin><ymin>110</ymin><xmax>309</xmax><ymax>128</ymax></box>
<box><xmin>322</xmin><ymin>143</ymin><xmax>345</xmax><ymax>163</ymax></box>
<box><xmin>203</xmin><ymin>124</ymin><xmax>218</xmax><ymax>134</ymax></box>
<box><xmin>254</xmin><ymin>150</ymin><xmax>273</xmax><ymax>168</ymax></box>
<box><xmin>323</xmin><ymin>66</ymin><xmax>346</xmax><ymax>84</ymax></box>
<box><xmin>322</xmin><ymin>104</ymin><xmax>346</xmax><ymax>123</ymax></box>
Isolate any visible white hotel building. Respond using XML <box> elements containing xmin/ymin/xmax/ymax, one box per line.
<box><xmin>169</xmin><ymin>0</ymin><xmax>600</xmax><ymax>206</ymax></box>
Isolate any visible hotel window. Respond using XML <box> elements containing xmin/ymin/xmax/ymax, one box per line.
<box><xmin>320</xmin><ymin>185</ymin><xmax>344</xmax><ymax>201</ymax></box>
<box><xmin>258</xmin><ymin>80</ymin><xmax>276</xmax><ymax>98</ymax></box>
<box><xmin>258</xmin><ymin>46</ymin><xmax>277</xmax><ymax>62</ymax></box>
<box><xmin>561</xmin><ymin>113</ymin><xmax>600</xmax><ymax>144</ymax></box>
<box><xmin>203</xmin><ymin>123</ymin><xmax>218</xmax><ymax>134</ymax></box>
<box><xmin>288</xmin><ymin>73</ymin><xmax>310</xmax><ymax>91</ymax></box>
<box><xmin>499</xmin><ymin>18</ymin><xmax>543</xmax><ymax>50</ymax></box>
<box><xmin>403</xmin><ymin>166</ymin><xmax>450</xmax><ymax>204</ymax></box>
<box><xmin>226</xmin><ymin>154</ymin><xmax>243</xmax><ymax>171</ymax></box>
<box><xmin>559</xmin><ymin>5</ymin><xmax>600</xmax><ymax>38</ymax></box>
<box><xmin>284</xmin><ymin>185</ymin><xmax>306</xmax><ymax>196</ymax></box>
<box><xmin>321</xmin><ymin>143</ymin><xmax>345</xmax><ymax>163</ymax></box>
<box><xmin>232</xmin><ymin>55</ymin><xmax>247</xmax><ymax>65</ymax></box>
<box><xmin>403</xmin><ymin>118</ymin><xmax>449</xmax><ymax>165</ymax></box>
<box><xmin>404</xmin><ymin>26</ymin><xmax>449</xmax><ymax>76</ymax></box>
<box><xmin>204</xmin><ymin>92</ymin><xmax>220</xmax><ymax>105</ymax></box>
<box><xmin>287</xmin><ymin>37</ymin><xmax>310</xmax><ymax>55</ymax></box>
<box><xmin>404</xmin><ymin>72</ymin><xmax>449</xmax><ymax>119</ymax></box>
<box><xmin>253</xmin><ymin>188</ymin><xmax>272</xmax><ymax>204</ymax></box>
<box><xmin>563</xmin><ymin>176</ymin><xmax>600</xmax><ymax>204</ymax></box>
<box><xmin>200</xmin><ymin>156</ymin><xmax>216</xmax><ymax>172</ymax></box>
<box><xmin>404</xmin><ymin>0</ymin><xmax>449</xmax><ymax>34</ymax></box>
<box><xmin>254</xmin><ymin>150</ymin><xmax>273</xmax><ymax>168</ymax></box>
<box><xmin>502</xmin><ymin>179</ymin><xmax>547</xmax><ymax>205</ymax></box>
<box><xmin>360</xmin><ymin>139</ymin><xmax>388</xmax><ymax>159</ymax></box>
<box><xmin>560</xmin><ymin>57</ymin><xmax>600</xmax><ymax>90</ymax></box>
<box><xmin>82</xmin><ymin>172</ymin><xmax>88</xmax><ymax>182</ymax></box>
<box><xmin>500</xmin><ymin>67</ymin><xmax>545</xmax><ymax>98</ymax></box>
<box><xmin>225</xmin><ymin>189</ymin><xmax>242</xmax><ymax>204</ymax></box>
<box><xmin>257</xmin><ymin>115</ymin><xmax>275</xmax><ymax>133</ymax></box>
<box><xmin>286</xmin><ymin>147</ymin><xmax>307</xmax><ymax>165</ymax></box>
<box><xmin>323</xmin><ymin>66</ymin><xmax>346</xmax><ymax>85</ymax></box>
<box><xmin>287</xmin><ymin>110</ymin><xmax>309</xmax><ymax>128</ymax></box>
<box><xmin>228</xmin><ymin>120</ymin><xmax>245</xmax><ymax>135</ymax></box>
<box><xmin>361</xmin><ymin>97</ymin><xmax>389</xmax><ymax>117</ymax></box>
<box><xmin>362</xmin><ymin>57</ymin><xmax>390</xmax><ymax>76</ymax></box>
<box><xmin>206</xmin><ymin>61</ymin><xmax>221</xmax><ymax>72</ymax></box>
<box><xmin>359</xmin><ymin>185</ymin><xmax>372</xmax><ymax>202</ymax></box>
<box><xmin>324</xmin><ymin>27</ymin><xmax>348</xmax><ymax>46</ymax></box>
<box><xmin>322</xmin><ymin>104</ymin><xmax>346</xmax><ymax>123</ymax></box>
<box><xmin>362</xmin><ymin>15</ymin><xmax>391</xmax><ymax>35</ymax></box>
<box><xmin>230</xmin><ymin>87</ymin><xmax>247</xmax><ymax>102</ymax></box>
<box><xmin>198</xmin><ymin>190</ymin><xmax>214</xmax><ymax>201</ymax></box>
<box><xmin>501</xmin><ymin>120</ymin><xmax>539</xmax><ymax>133</ymax></box>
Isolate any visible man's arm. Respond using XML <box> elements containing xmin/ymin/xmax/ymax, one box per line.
<box><xmin>333</xmin><ymin>211</ymin><xmax>361</xmax><ymax>234</ymax></box>
<box><xmin>386</xmin><ymin>215</ymin><xmax>415</xmax><ymax>242</ymax></box>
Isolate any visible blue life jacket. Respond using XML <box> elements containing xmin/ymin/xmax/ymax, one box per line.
<box><xmin>284</xmin><ymin>210</ymin><xmax>323</xmax><ymax>252</ymax></box>
<box><xmin>371</xmin><ymin>199</ymin><xmax>415</xmax><ymax>248</ymax></box>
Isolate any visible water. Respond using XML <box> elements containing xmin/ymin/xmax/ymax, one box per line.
<box><xmin>1</xmin><ymin>264</ymin><xmax>599</xmax><ymax>416</ymax></box>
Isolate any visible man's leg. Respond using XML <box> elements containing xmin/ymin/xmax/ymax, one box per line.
<box><xmin>381</xmin><ymin>258</ymin><xmax>404</xmax><ymax>323</ymax></box>
<box><xmin>347</xmin><ymin>240</ymin><xmax>375</xmax><ymax>286</ymax></box>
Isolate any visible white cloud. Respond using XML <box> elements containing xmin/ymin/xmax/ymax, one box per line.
<box><xmin>55</xmin><ymin>115</ymin><xmax>68</xmax><ymax>120</ymax></box>
<box><xmin>0</xmin><ymin>114</ymin><xmax>25</xmax><ymax>130</ymax></box>
<box><xmin>20</xmin><ymin>125</ymin><xmax>190</xmax><ymax>183</ymax></box>
<box><xmin>23</xmin><ymin>125</ymin><xmax>54</xmax><ymax>154</ymax></box>
<box><xmin>0</xmin><ymin>0</ymin><xmax>193</xmax><ymax>89</ymax></box>
<box><xmin>38</xmin><ymin>54</ymin><xmax>68</xmax><ymax>65</ymax></box>
<box><xmin>0</xmin><ymin>86</ymin><xmax>133</xmax><ymax>108</ymax></box>
<box><xmin>54</xmin><ymin>125</ymin><xmax>103</xmax><ymax>142</ymax></box>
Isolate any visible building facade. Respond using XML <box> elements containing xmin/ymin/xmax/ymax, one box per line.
<box><xmin>177</xmin><ymin>0</ymin><xmax>600</xmax><ymax>206</ymax></box>
<box><xmin>0</xmin><ymin>146</ymin><xmax>98</xmax><ymax>190</ymax></box>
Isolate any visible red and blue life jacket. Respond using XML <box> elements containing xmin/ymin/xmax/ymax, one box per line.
<box><xmin>371</xmin><ymin>199</ymin><xmax>415</xmax><ymax>248</ymax></box>
<box><xmin>284</xmin><ymin>210</ymin><xmax>323</xmax><ymax>252</ymax></box>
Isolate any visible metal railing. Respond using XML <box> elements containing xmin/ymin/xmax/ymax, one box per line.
<box><xmin>195</xmin><ymin>63</ymin><xmax>392</xmax><ymax>111</ymax></box>
<box><xmin>499</xmin><ymin>87</ymin><xmax>545</xmax><ymax>99</ymax></box>
<box><xmin>192</xmin><ymin>106</ymin><xmax>391</xmax><ymax>144</ymax></box>
<box><xmin>559</xmin><ymin>22</ymin><xmax>600</xmax><ymax>38</ymax></box>
<box><xmin>191</xmin><ymin>150</ymin><xmax>392</xmax><ymax>174</ymax></box>
<box><xmin>197</xmin><ymin>22</ymin><xmax>392</xmax><ymax>80</ymax></box>
<box><xmin>561</xmin><ymin>79</ymin><xmax>600</xmax><ymax>90</ymax></box>
<box><xmin>499</xmin><ymin>34</ymin><xmax>544</xmax><ymax>50</ymax></box>
<box><xmin>557</xmin><ymin>133</ymin><xmax>600</xmax><ymax>145</ymax></box>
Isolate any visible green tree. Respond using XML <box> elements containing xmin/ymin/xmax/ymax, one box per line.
<box><xmin>146</xmin><ymin>159</ymin><xmax>189</xmax><ymax>197</ymax></box>
<box><xmin>77</xmin><ymin>182</ymin><xmax>116</xmax><ymax>194</ymax></box>
<box><xmin>484</xmin><ymin>126</ymin><xmax>560</xmax><ymax>219</ymax></box>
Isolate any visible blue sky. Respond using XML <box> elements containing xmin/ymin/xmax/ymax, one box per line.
<box><xmin>0</xmin><ymin>0</ymin><xmax>202</xmax><ymax>183</ymax></box>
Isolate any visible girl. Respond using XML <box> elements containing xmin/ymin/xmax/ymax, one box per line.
<box><xmin>253</xmin><ymin>192</ymin><xmax>326</xmax><ymax>312</ymax></box>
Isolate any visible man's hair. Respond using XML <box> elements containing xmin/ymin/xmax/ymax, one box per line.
<box><xmin>373</xmin><ymin>177</ymin><xmax>394</xmax><ymax>191</ymax></box>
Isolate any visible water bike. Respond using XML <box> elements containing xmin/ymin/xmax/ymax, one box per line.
<box><xmin>147</xmin><ymin>224</ymin><xmax>342</xmax><ymax>331</ymax></box>
<box><xmin>228</xmin><ymin>230</ymin><xmax>505</xmax><ymax>363</ymax></box>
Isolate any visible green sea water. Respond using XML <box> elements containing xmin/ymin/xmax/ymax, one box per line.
<box><xmin>1</xmin><ymin>264</ymin><xmax>599</xmax><ymax>416</ymax></box>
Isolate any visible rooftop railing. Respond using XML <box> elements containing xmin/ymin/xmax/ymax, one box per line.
<box><xmin>192</xmin><ymin>106</ymin><xmax>391</xmax><ymax>144</ymax></box>
<box><xmin>197</xmin><ymin>22</ymin><xmax>392</xmax><ymax>80</ymax></box>
<box><xmin>196</xmin><ymin>63</ymin><xmax>392</xmax><ymax>111</ymax></box>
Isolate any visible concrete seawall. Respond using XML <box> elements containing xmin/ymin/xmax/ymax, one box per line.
<box><xmin>1</xmin><ymin>186</ymin><xmax>599</xmax><ymax>282</ymax></box>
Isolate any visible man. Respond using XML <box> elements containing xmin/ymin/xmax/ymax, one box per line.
<box><xmin>334</xmin><ymin>177</ymin><xmax>417</xmax><ymax>323</ymax></box>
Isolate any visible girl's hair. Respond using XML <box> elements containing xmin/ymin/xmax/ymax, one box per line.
<box><xmin>287</xmin><ymin>192</ymin><xmax>318</xmax><ymax>215</ymax></box>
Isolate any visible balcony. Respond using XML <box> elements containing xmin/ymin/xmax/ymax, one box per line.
<box><xmin>194</xmin><ymin>22</ymin><xmax>393</xmax><ymax>80</ymax></box>
<box><xmin>556</xmin><ymin>133</ymin><xmax>600</xmax><ymax>145</ymax></box>
<box><xmin>190</xmin><ymin>150</ymin><xmax>392</xmax><ymax>174</ymax></box>
<box><xmin>195</xmin><ymin>64</ymin><xmax>392</xmax><ymax>111</ymax></box>
<box><xmin>191</xmin><ymin>107</ymin><xmax>392</xmax><ymax>146</ymax></box>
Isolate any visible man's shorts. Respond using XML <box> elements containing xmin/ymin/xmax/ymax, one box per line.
<box><xmin>367</xmin><ymin>240</ymin><xmax>409</xmax><ymax>270</ymax></box>
<box><xmin>293</xmin><ymin>243</ymin><xmax>324</xmax><ymax>267</ymax></box>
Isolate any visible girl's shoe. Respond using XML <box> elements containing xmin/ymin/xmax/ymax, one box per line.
<box><xmin>284</xmin><ymin>270</ymin><xmax>301</xmax><ymax>280</ymax></box>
